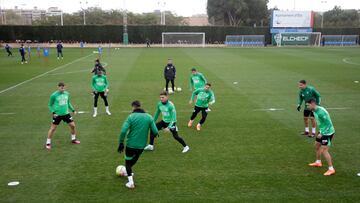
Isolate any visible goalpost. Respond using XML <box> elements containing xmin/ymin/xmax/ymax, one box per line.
<box><xmin>274</xmin><ymin>32</ymin><xmax>322</xmax><ymax>47</ymax></box>
<box><xmin>162</xmin><ymin>32</ymin><xmax>205</xmax><ymax>48</ymax></box>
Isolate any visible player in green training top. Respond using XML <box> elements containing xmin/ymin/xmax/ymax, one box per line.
<box><xmin>144</xmin><ymin>91</ymin><xmax>190</xmax><ymax>153</ymax></box>
<box><xmin>118</xmin><ymin>101</ymin><xmax>159</xmax><ymax>189</ymax></box>
<box><xmin>188</xmin><ymin>83</ymin><xmax>215</xmax><ymax>131</ymax></box>
<box><xmin>306</xmin><ymin>99</ymin><xmax>336</xmax><ymax>176</ymax></box>
<box><xmin>297</xmin><ymin>80</ymin><xmax>321</xmax><ymax>137</ymax></box>
<box><xmin>190</xmin><ymin>68</ymin><xmax>207</xmax><ymax>91</ymax></box>
<box><xmin>92</xmin><ymin>71</ymin><xmax>111</xmax><ymax>117</ymax></box>
<box><xmin>46</xmin><ymin>82</ymin><xmax>80</xmax><ymax>150</ymax></box>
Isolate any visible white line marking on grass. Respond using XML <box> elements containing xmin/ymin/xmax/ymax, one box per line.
<box><xmin>254</xmin><ymin>108</ymin><xmax>285</xmax><ymax>111</ymax></box>
<box><xmin>8</xmin><ymin>181</ymin><xmax>20</xmax><ymax>186</ymax></box>
<box><xmin>49</xmin><ymin>61</ymin><xmax>107</xmax><ymax>76</ymax></box>
<box><xmin>49</xmin><ymin>69</ymin><xmax>89</xmax><ymax>75</ymax></box>
<box><xmin>0</xmin><ymin>112</ymin><xmax>15</xmax><ymax>115</ymax></box>
<box><xmin>77</xmin><ymin>111</ymin><xmax>89</xmax><ymax>114</ymax></box>
<box><xmin>0</xmin><ymin>53</ymin><xmax>93</xmax><ymax>95</ymax></box>
<box><xmin>343</xmin><ymin>58</ymin><xmax>360</xmax><ymax>66</ymax></box>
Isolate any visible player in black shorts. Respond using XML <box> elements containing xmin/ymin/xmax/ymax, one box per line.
<box><xmin>46</xmin><ymin>82</ymin><xmax>80</xmax><ymax>150</ymax></box>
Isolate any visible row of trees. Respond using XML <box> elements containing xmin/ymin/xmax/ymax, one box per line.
<box><xmin>1</xmin><ymin>7</ymin><xmax>186</xmax><ymax>26</ymax></box>
<box><xmin>2</xmin><ymin>3</ymin><xmax>360</xmax><ymax>27</ymax></box>
<box><xmin>207</xmin><ymin>0</ymin><xmax>360</xmax><ymax>27</ymax></box>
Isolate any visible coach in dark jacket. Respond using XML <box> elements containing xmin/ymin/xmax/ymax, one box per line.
<box><xmin>164</xmin><ymin>59</ymin><xmax>176</xmax><ymax>93</ymax></box>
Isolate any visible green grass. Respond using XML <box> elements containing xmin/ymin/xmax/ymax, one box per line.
<box><xmin>1</xmin><ymin>47</ymin><xmax>360</xmax><ymax>202</ymax></box>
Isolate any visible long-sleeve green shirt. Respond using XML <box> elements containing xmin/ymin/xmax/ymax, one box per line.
<box><xmin>314</xmin><ymin>106</ymin><xmax>335</xmax><ymax>136</ymax></box>
<box><xmin>190</xmin><ymin>72</ymin><xmax>207</xmax><ymax>90</ymax></box>
<box><xmin>298</xmin><ymin>85</ymin><xmax>321</xmax><ymax>110</ymax></box>
<box><xmin>48</xmin><ymin>91</ymin><xmax>75</xmax><ymax>116</ymax></box>
<box><xmin>119</xmin><ymin>109</ymin><xmax>159</xmax><ymax>149</ymax></box>
<box><xmin>92</xmin><ymin>75</ymin><xmax>108</xmax><ymax>92</ymax></box>
<box><xmin>153</xmin><ymin>101</ymin><xmax>177</xmax><ymax>127</ymax></box>
<box><xmin>191</xmin><ymin>88</ymin><xmax>215</xmax><ymax>108</ymax></box>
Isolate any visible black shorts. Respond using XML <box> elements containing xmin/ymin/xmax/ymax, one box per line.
<box><xmin>316</xmin><ymin>134</ymin><xmax>334</xmax><ymax>146</ymax></box>
<box><xmin>52</xmin><ymin>114</ymin><xmax>74</xmax><ymax>125</ymax></box>
<box><xmin>156</xmin><ymin>120</ymin><xmax>178</xmax><ymax>132</ymax></box>
<box><xmin>125</xmin><ymin>147</ymin><xmax>143</xmax><ymax>161</ymax></box>
<box><xmin>304</xmin><ymin>109</ymin><xmax>314</xmax><ymax>117</ymax></box>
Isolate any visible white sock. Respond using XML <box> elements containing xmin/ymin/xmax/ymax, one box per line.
<box><xmin>106</xmin><ymin>106</ymin><xmax>109</xmax><ymax>111</ymax></box>
<box><xmin>329</xmin><ymin>166</ymin><xmax>334</xmax><ymax>170</ymax></box>
<box><xmin>46</xmin><ymin>138</ymin><xmax>51</xmax><ymax>144</ymax></box>
<box><xmin>312</xmin><ymin>128</ymin><xmax>316</xmax><ymax>134</ymax></box>
<box><xmin>305</xmin><ymin>127</ymin><xmax>309</xmax><ymax>132</ymax></box>
<box><xmin>316</xmin><ymin>160</ymin><xmax>321</xmax><ymax>163</ymax></box>
<box><xmin>94</xmin><ymin>107</ymin><xmax>97</xmax><ymax>113</ymax></box>
<box><xmin>71</xmin><ymin>134</ymin><xmax>76</xmax><ymax>141</ymax></box>
<box><xmin>128</xmin><ymin>176</ymin><xmax>134</xmax><ymax>184</ymax></box>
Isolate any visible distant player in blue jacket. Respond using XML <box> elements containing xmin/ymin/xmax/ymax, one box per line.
<box><xmin>5</xmin><ymin>44</ymin><xmax>13</xmax><ymax>56</ymax></box>
<box><xmin>56</xmin><ymin>41</ymin><xmax>63</xmax><ymax>59</ymax></box>
<box><xmin>19</xmin><ymin>44</ymin><xmax>27</xmax><ymax>64</ymax></box>
<box><xmin>98</xmin><ymin>45</ymin><xmax>103</xmax><ymax>59</ymax></box>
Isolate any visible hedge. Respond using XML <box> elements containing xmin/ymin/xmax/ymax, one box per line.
<box><xmin>0</xmin><ymin>25</ymin><xmax>359</xmax><ymax>44</ymax></box>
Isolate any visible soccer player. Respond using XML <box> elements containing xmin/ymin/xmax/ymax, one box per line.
<box><xmin>118</xmin><ymin>101</ymin><xmax>159</xmax><ymax>189</ymax></box>
<box><xmin>36</xmin><ymin>44</ymin><xmax>41</xmax><ymax>57</ymax></box>
<box><xmin>97</xmin><ymin>45</ymin><xmax>103</xmax><ymax>59</ymax></box>
<box><xmin>27</xmin><ymin>44</ymin><xmax>31</xmax><ymax>60</ymax></box>
<box><xmin>297</xmin><ymin>80</ymin><xmax>321</xmax><ymax>137</ymax></box>
<box><xmin>92</xmin><ymin>70</ymin><xmax>111</xmax><ymax>117</ymax></box>
<box><xmin>188</xmin><ymin>83</ymin><xmax>215</xmax><ymax>131</ymax></box>
<box><xmin>56</xmin><ymin>41</ymin><xmax>63</xmax><ymax>59</ymax></box>
<box><xmin>189</xmin><ymin>68</ymin><xmax>207</xmax><ymax>91</ymax></box>
<box><xmin>164</xmin><ymin>59</ymin><xmax>176</xmax><ymax>93</ymax></box>
<box><xmin>144</xmin><ymin>91</ymin><xmax>190</xmax><ymax>153</ymax></box>
<box><xmin>146</xmin><ymin>38</ymin><xmax>150</xmax><ymax>48</ymax></box>
<box><xmin>306</xmin><ymin>99</ymin><xmax>336</xmax><ymax>176</ymax></box>
<box><xmin>5</xmin><ymin>44</ymin><xmax>13</xmax><ymax>56</ymax></box>
<box><xmin>46</xmin><ymin>82</ymin><xmax>80</xmax><ymax>150</ymax></box>
<box><xmin>19</xmin><ymin>44</ymin><xmax>27</xmax><ymax>64</ymax></box>
<box><xmin>91</xmin><ymin>59</ymin><xmax>106</xmax><ymax>75</ymax></box>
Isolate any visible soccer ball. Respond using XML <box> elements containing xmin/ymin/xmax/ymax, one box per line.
<box><xmin>176</xmin><ymin>87</ymin><xmax>182</xmax><ymax>92</ymax></box>
<box><xmin>115</xmin><ymin>165</ymin><xmax>127</xmax><ymax>177</ymax></box>
<box><xmin>168</xmin><ymin>89</ymin><xmax>174</xmax><ymax>94</ymax></box>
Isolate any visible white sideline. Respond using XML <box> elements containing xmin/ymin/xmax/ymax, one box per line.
<box><xmin>0</xmin><ymin>53</ymin><xmax>93</xmax><ymax>95</ymax></box>
<box><xmin>342</xmin><ymin>58</ymin><xmax>360</xmax><ymax>66</ymax></box>
<box><xmin>49</xmin><ymin>62</ymin><xmax>108</xmax><ymax>76</ymax></box>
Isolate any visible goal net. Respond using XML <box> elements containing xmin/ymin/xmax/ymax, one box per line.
<box><xmin>322</xmin><ymin>35</ymin><xmax>359</xmax><ymax>46</ymax></box>
<box><xmin>162</xmin><ymin>32</ymin><xmax>205</xmax><ymax>48</ymax></box>
<box><xmin>274</xmin><ymin>32</ymin><xmax>322</xmax><ymax>47</ymax></box>
<box><xmin>225</xmin><ymin>35</ymin><xmax>265</xmax><ymax>47</ymax></box>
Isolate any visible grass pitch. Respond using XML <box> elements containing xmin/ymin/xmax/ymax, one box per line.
<box><xmin>1</xmin><ymin>47</ymin><xmax>360</xmax><ymax>202</ymax></box>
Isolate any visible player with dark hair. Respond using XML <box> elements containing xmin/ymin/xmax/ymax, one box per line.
<box><xmin>190</xmin><ymin>68</ymin><xmax>207</xmax><ymax>91</ymax></box>
<box><xmin>188</xmin><ymin>83</ymin><xmax>215</xmax><ymax>131</ymax></box>
<box><xmin>118</xmin><ymin>100</ymin><xmax>159</xmax><ymax>189</ymax></box>
<box><xmin>5</xmin><ymin>44</ymin><xmax>13</xmax><ymax>56</ymax></box>
<box><xmin>57</xmin><ymin>41</ymin><xmax>63</xmax><ymax>59</ymax></box>
<box><xmin>164</xmin><ymin>59</ymin><xmax>176</xmax><ymax>93</ymax></box>
<box><xmin>297</xmin><ymin>80</ymin><xmax>321</xmax><ymax>137</ymax></box>
<box><xmin>92</xmin><ymin>70</ymin><xmax>111</xmax><ymax>117</ymax></box>
<box><xmin>306</xmin><ymin>99</ymin><xmax>336</xmax><ymax>176</ymax></box>
<box><xmin>19</xmin><ymin>44</ymin><xmax>27</xmax><ymax>64</ymax></box>
<box><xmin>144</xmin><ymin>91</ymin><xmax>190</xmax><ymax>153</ymax></box>
<box><xmin>91</xmin><ymin>59</ymin><xmax>106</xmax><ymax>75</ymax></box>
<box><xmin>46</xmin><ymin>82</ymin><xmax>80</xmax><ymax>150</ymax></box>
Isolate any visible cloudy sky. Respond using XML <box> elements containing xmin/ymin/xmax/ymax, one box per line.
<box><xmin>1</xmin><ymin>0</ymin><xmax>359</xmax><ymax>16</ymax></box>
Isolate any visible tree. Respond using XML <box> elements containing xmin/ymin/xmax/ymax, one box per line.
<box><xmin>207</xmin><ymin>0</ymin><xmax>268</xmax><ymax>26</ymax></box>
<box><xmin>321</xmin><ymin>6</ymin><xmax>360</xmax><ymax>27</ymax></box>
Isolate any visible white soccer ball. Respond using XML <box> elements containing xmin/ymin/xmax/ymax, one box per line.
<box><xmin>176</xmin><ymin>87</ymin><xmax>182</xmax><ymax>92</ymax></box>
<box><xmin>168</xmin><ymin>89</ymin><xmax>174</xmax><ymax>94</ymax></box>
<box><xmin>115</xmin><ymin>165</ymin><xmax>127</xmax><ymax>177</ymax></box>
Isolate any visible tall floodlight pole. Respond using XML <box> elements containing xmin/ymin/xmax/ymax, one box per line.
<box><xmin>60</xmin><ymin>10</ymin><xmax>63</xmax><ymax>26</ymax></box>
<box><xmin>123</xmin><ymin>0</ymin><xmax>128</xmax><ymax>45</ymax></box>
<box><xmin>320</xmin><ymin>1</ymin><xmax>327</xmax><ymax>28</ymax></box>
<box><xmin>80</xmin><ymin>1</ymin><xmax>88</xmax><ymax>25</ymax></box>
<box><xmin>293</xmin><ymin>0</ymin><xmax>296</xmax><ymax>10</ymax></box>
<box><xmin>158</xmin><ymin>1</ymin><xmax>166</xmax><ymax>25</ymax></box>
